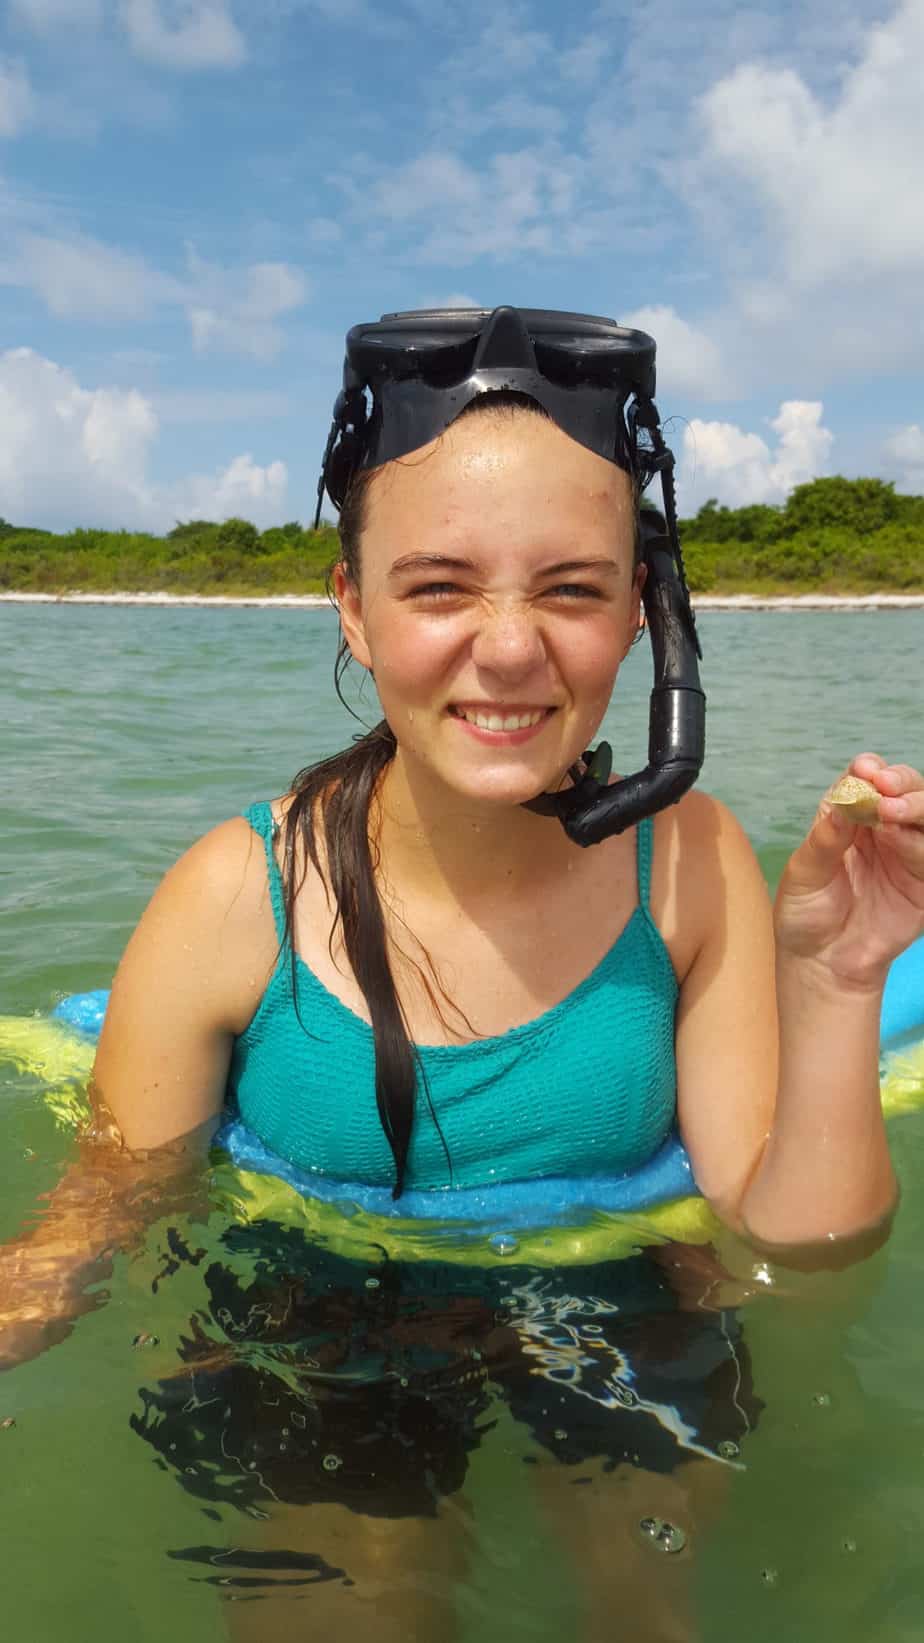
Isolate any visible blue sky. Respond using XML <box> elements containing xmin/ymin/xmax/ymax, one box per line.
<box><xmin>2</xmin><ymin>0</ymin><xmax>923</xmax><ymax>531</ymax></box>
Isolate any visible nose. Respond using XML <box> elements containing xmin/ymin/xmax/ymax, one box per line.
<box><xmin>470</xmin><ymin>603</ymin><xmax>548</xmax><ymax>679</ymax></box>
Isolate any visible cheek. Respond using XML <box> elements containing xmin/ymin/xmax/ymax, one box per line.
<box><xmin>366</xmin><ymin>612</ymin><xmax>464</xmax><ymax>703</ymax></box>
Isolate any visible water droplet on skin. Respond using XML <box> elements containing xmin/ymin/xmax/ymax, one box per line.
<box><xmin>761</xmin><ymin>1567</ymin><xmax>779</xmax><ymax>1587</ymax></box>
<box><xmin>812</xmin><ymin>1392</ymin><xmax>832</xmax><ymax>1408</ymax></box>
<box><xmin>751</xmin><ymin>1262</ymin><xmax>775</xmax><ymax>1287</ymax></box>
<box><xmin>638</xmin><ymin>1517</ymin><xmax>687</xmax><ymax>1554</ymax></box>
<box><xmin>488</xmin><ymin>1233</ymin><xmax>519</xmax><ymax>1256</ymax></box>
<box><xmin>717</xmin><ymin>1440</ymin><xmax>740</xmax><ymax>1459</ymax></box>
<box><xmin>323</xmin><ymin>1453</ymin><xmax>343</xmax><ymax>1472</ymax></box>
<box><xmin>365</xmin><ymin>1277</ymin><xmax>380</xmax><ymax>1290</ymax></box>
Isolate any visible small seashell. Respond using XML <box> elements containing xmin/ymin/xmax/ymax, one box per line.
<box><xmin>825</xmin><ymin>775</ymin><xmax>881</xmax><ymax>826</ymax></box>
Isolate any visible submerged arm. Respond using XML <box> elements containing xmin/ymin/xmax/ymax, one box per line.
<box><xmin>0</xmin><ymin>1116</ymin><xmax>214</xmax><ymax>1370</ymax></box>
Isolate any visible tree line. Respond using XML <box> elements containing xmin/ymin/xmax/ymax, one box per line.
<box><xmin>1</xmin><ymin>477</ymin><xmax>922</xmax><ymax>595</ymax></box>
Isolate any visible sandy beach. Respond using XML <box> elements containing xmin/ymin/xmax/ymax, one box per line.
<box><xmin>2</xmin><ymin>590</ymin><xmax>923</xmax><ymax>611</ymax></box>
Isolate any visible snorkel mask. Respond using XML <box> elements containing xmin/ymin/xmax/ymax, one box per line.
<box><xmin>316</xmin><ymin>305</ymin><xmax>705</xmax><ymax>846</ymax></box>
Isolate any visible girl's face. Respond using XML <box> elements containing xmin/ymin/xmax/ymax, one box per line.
<box><xmin>334</xmin><ymin>411</ymin><xmax>644</xmax><ymax>810</ymax></box>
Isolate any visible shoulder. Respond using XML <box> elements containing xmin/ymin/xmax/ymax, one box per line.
<box><xmin>129</xmin><ymin>812</ymin><xmax>282</xmax><ymax>1034</ymax></box>
<box><xmin>649</xmin><ymin>788</ymin><xmax>768</xmax><ymax>984</ymax></box>
<box><xmin>158</xmin><ymin>814</ymin><xmax>272</xmax><ymax>921</ymax></box>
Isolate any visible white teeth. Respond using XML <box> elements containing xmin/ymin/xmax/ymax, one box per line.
<box><xmin>456</xmin><ymin>708</ymin><xmax>545</xmax><ymax>731</ymax></box>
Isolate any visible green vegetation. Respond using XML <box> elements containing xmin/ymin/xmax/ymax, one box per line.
<box><xmin>677</xmin><ymin>478</ymin><xmax>924</xmax><ymax>593</ymax></box>
<box><xmin>1</xmin><ymin>478</ymin><xmax>922</xmax><ymax>597</ymax></box>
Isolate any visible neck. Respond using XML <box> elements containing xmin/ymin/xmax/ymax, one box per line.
<box><xmin>375</xmin><ymin>748</ymin><xmax>582</xmax><ymax>903</ymax></box>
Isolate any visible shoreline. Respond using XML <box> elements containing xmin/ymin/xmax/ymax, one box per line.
<box><xmin>1</xmin><ymin>590</ymin><xmax>923</xmax><ymax>612</ymax></box>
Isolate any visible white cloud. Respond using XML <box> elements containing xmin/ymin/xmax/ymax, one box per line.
<box><xmin>118</xmin><ymin>0</ymin><xmax>247</xmax><ymax>70</ymax></box>
<box><xmin>184</xmin><ymin>251</ymin><xmax>308</xmax><ymax>360</ymax></box>
<box><xmin>622</xmin><ymin>304</ymin><xmax>729</xmax><ymax>401</ymax></box>
<box><xmin>678</xmin><ymin>401</ymin><xmax>833</xmax><ymax>509</ymax></box>
<box><xmin>9</xmin><ymin>0</ymin><xmax>103</xmax><ymax>28</ymax></box>
<box><xmin>171</xmin><ymin>452</ymin><xmax>288</xmax><ymax>521</ymax></box>
<box><xmin>0</xmin><ymin>57</ymin><xmax>34</xmax><ymax>137</ymax></box>
<box><xmin>0</xmin><ymin>229</ymin><xmax>308</xmax><ymax>359</ymax></box>
<box><xmin>361</xmin><ymin>143</ymin><xmax>590</xmax><ymax>263</ymax></box>
<box><xmin>883</xmin><ymin>424</ymin><xmax>924</xmax><ymax>493</ymax></box>
<box><xmin>559</xmin><ymin>34</ymin><xmax>610</xmax><ymax>87</ymax></box>
<box><xmin>0</xmin><ymin>349</ymin><xmax>288</xmax><ymax>531</ymax></box>
<box><xmin>697</xmin><ymin>0</ymin><xmax>924</xmax><ymax>284</ymax></box>
<box><xmin>4</xmin><ymin>231</ymin><xmax>182</xmax><ymax>318</ymax></box>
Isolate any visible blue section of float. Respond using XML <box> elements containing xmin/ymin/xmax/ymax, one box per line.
<box><xmin>211</xmin><ymin>1114</ymin><xmax>696</xmax><ymax>1224</ymax></box>
<box><xmin>882</xmin><ymin>936</ymin><xmax>924</xmax><ymax>1049</ymax></box>
<box><xmin>52</xmin><ymin>989</ymin><xmax>109</xmax><ymax>1040</ymax></box>
<box><xmin>49</xmin><ymin>932</ymin><xmax>924</xmax><ymax>1221</ymax></box>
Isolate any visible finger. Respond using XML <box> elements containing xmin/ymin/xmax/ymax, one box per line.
<box><xmin>852</xmin><ymin>752</ymin><xmax>887</xmax><ymax>780</ymax></box>
<box><xmin>877</xmin><ymin>822</ymin><xmax>924</xmax><ymax>882</ymax></box>
<box><xmin>879</xmin><ymin>790</ymin><xmax>924</xmax><ymax>825</ymax></box>
<box><xmin>874</xmin><ymin>763</ymin><xmax>924</xmax><ymax>796</ymax></box>
<box><xmin>788</xmin><ymin>800</ymin><xmax>857</xmax><ymax>891</ymax></box>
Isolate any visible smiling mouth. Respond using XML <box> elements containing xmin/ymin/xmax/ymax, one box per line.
<box><xmin>449</xmin><ymin>705</ymin><xmax>554</xmax><ymax>732</ymax></box>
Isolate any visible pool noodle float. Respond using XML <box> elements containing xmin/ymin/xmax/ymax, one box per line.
<box><xmin>2</xmin><ymin>935</ymin><xmax>923</xmax><ymax>1266</ymax></box>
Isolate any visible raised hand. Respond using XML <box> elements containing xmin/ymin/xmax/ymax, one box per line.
<box><xmin>774</xmin><ymin>753</ymin><xmax>924</xmax><ymax>989</ymax></box>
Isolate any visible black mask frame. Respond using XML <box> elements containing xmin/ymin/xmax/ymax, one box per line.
<box><xmin>316</xmin><ymin>305</ymin><xmax>705</xmax><ymax>846</ymax></box>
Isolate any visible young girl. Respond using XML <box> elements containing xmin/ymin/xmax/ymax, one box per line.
<box><xmin>2</xmin><ymin>306</ymin><xmax>921</xmax><ymax>1639</ymax></box>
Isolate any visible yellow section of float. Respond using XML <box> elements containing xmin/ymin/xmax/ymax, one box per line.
<box><xmin>2</xmin><ymin>1014</ymin><xmax>923</xmax><ymax>1268</ymax></box>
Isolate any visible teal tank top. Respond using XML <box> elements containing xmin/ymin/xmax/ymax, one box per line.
<box><xmin>227</xmin><ymin>802</ymin><xmax>679</xmax><ymax>1191</ymax></box>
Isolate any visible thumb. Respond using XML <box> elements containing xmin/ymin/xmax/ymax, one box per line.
<box><xmin>786</xmin><ymin>801</ymin><xmax>856</xmax><ymax>893</ymax></box>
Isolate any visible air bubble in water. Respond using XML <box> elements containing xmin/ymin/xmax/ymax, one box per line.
<box><xmin>842</xmin><ymin>1538</ymin><xmax>857</xmax><ymax>1554</ymax></box>
<box><xmin>488</xmin><ymin>1233</ymin><xmax>519</xmax><ymax>1256</ymax></box>
<box><xmin>323</xmin><ymin>1453</ymin><xmax>343</xmax><ymax>1472</ymax></box>
<box><xmin>638</xmin><ymin>1517</ymin><xmax>687</xmax><ymax>1554</ymax></box>
<box><xmin>761</xmin><ymin>1567</ymin><xmax>779</xmax><ymax>1587</ymax></box>
<box><xmin>812</xmin><ymin>1392</ymin><xmax>832</xmax><ymax>1408</ymax></box>
<box><xmin>554</xmin><ymin>1429</ymin><xmax>568</xmax><ymax>1442</ymax></box>
<box><xmin>717</xmin><ymin>1439</ymin><xmax>740</xmax><ymax>1459</ymax></box>
<box><xmin>364</xmin><ymin>1277</ymin><xmax>381</xmax><ymax>1290</ymax></box>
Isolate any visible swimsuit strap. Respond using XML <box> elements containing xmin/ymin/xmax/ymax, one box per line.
<box><xmin>243</xmin><ymin>801</ymin><xmax>287</xmax><ymax>947</ymax></box>
<box><xmin>636</xmin><ymin>815</ymin><xmax>654</xmax><ymax>913</ymax></box>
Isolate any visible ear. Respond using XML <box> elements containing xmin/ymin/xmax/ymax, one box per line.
<box><xmin>620</xmin><ymin>560</ymin><xmax>647</xmax><ymax>659</ymax></box>
<box><xmin>332</xmin><ymin>561</ymin><xmax>373</xmax><ymax>670</ymax></box>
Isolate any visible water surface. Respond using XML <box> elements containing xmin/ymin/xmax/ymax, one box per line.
<box><xmin>1</xmin><ymin>604</ymin><xmax>923</xmax><ymax>1643</ymax></box>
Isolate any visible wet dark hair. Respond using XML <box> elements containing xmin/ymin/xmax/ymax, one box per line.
<box><xmin>279</xmin><ymin>394</ymin><xmax>639</xmax><ymax>1198</ymax></box>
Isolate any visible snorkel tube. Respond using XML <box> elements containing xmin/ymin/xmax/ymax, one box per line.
<box><xmin>316</xmin><ymin>305</ymin><xmax>706</xmax><ymax>845</ymax></box>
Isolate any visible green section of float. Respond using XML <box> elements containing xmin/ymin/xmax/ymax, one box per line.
<box><xmin>2</xmin><ymin>1013</ymin><xmax>924</xmax><ymax>1267</ymax></box>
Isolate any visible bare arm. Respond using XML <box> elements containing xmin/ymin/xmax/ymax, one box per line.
<box><xmin>674</xmin><ymin>794</ymin><xmax>897</xmax><ymax>1253</ymax></box>
<box><xmin>0</xmin><ymin>816</ymin><xmax>276</xmax><ymax>1369</ymax></box>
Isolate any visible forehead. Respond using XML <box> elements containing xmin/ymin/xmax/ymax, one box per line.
<box><xmin>366</xmin><ymin>412</ymin><xmax>634</xmax><ymax>547</ymax></box>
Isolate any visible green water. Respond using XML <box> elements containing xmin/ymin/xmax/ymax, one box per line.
<box><xmin>2</xmin><ymin>604</ymin><xmax>924</xmax><ymax>1643</ymax></box>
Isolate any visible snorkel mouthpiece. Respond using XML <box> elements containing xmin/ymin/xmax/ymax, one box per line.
<box><xmin>318</xmin><ymin>304</ymin><xmax>706</xmax><ymax>845</ymax></box>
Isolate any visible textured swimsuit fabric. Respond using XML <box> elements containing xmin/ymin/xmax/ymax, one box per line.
<box><xmin>228</xmin><ymin>802</ymin><xmax>679</xmax><ymax>1189</ymax></box>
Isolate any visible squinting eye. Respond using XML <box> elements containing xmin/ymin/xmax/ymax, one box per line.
<box><xmin>548</xmin><ymin>584</ymin><xmax>603</xmax><ymax>599</ymax></box>
<box><xmin>409</xmin><ymin>583</ymin><xmax>461</xmax><ymax>599</ymax></box>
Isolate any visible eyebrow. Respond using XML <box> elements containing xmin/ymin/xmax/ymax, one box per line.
<box><xmin>387</xmin><ymin>553</ymin><xmax>621</xmax><ymax>579</ymax></box>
